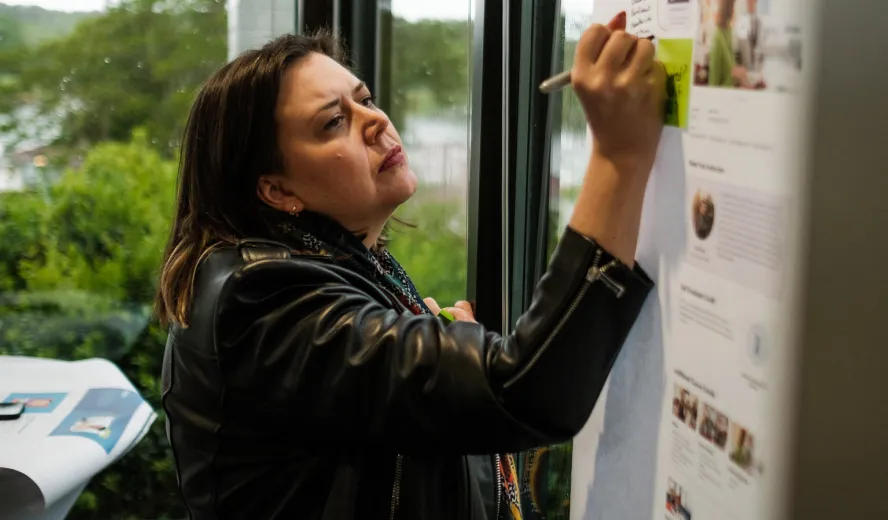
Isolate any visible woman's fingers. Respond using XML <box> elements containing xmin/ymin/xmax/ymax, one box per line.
<box><xmin>606</xmin><ymin>10</ymin><xmax>627</xmax><ymax>31</ymax></box>
<box><xmin>453</xmin><ymin>301</ymin><xmax>473</xmax><ymax>314</ymax></box>
<box><xmin>575</xmin><ymin>24</ymin><xmax>613</xmax><ymax>66</ymax></box>
<box><xmin>649</xmin><ymin>61</ymin><xmax>668</xmax><ymax>102</ymax></box>
<box><xmin>427</xmin><ymin>298</ymin><xmax>476</xmax><ymax>322</ymax></box>
<box><xmin>628</xmin><ymin>38</ymin><xmax>656</xmax><ymax>78</ymax></box>
<box><xmin>573</xmin><ymin>11</ymin><xmax>628</xmax><ymax>69</ymax></box>
<box><xmin>424</xmin><ymin>297</ymin><xmax>442</xmax><ymax>315</ymax></box>
<box><xmin>445</xmin><ymin>307</ymin><xmax>476</xmax><ymax>323</ymax></box>
<box><xmin>598</xmin><ymin>31</ymin><xmax>638</xmax><ymax>70</ymax></box>
<box><xmin>452</xmin><ymin>301</ymin><xmax>476</xmax><ymax>322</ymax></box>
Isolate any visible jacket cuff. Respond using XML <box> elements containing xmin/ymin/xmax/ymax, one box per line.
<box><xmin>554</xmin><ymin>227</ymin><xmax>654</xmax><ymax>297</ymax></box>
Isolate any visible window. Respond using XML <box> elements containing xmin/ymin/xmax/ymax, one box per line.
<box><xmin>547</xmin><ymin>3</ymin><xmax>594</xmax><ymax>257</ymax></box>
<box><xmin>378</xmin><ymin>0</ymin><xmax>473</xmax><ymax>306</ymax></box>
<box><xmin>0</xmin><ymin>0</ymin><xmax>226</xmax><ymax>517</ymax></box>
<box><xmin>521</xmin><ymin>3</ymin><xmax>601</xmax><ymax>520</ymax></box>
<box><xmin>0</xmin><ymin>0</ymin><xmax>614</xmax><ymax>517</ymax></box>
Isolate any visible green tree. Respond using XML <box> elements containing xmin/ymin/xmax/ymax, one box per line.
<box><xmin>390</xmin><ymin>194</ymin><xmax>468</xmax><ymax>306</ymax></box>
<box><xmin>0</xmin><ymin>13</ymin><xmax>25</xmax><ymax>51</ymax></box>
<box><xmin>0</xmin><ymin>190</ymin><xmax>45</xmax><ymax>292</ymax></box>
<box><xmin>21</xmin><ymin>130</ymin><xmax>176</xmax><ymax>303</ymax></box>
<box><xmin>391</xmin><ymin>18</ymin><xmax>470</xmax><ymax>108</ymax></box>
<box><xmin>0</xmin><ymin>131</ymin><xmax>183</xmax><ymax>518</ymax></box>
<box><xmin>0</xmin><ymin>0</ymin><xmax>226</xmax><ymax>156</ymax></box>
<box><xmin>384</xmin><ymin>16</ymin><xmax>471</xmax><ymax>132</ymax></box>
<box><xmin>0</xmin><ymin>3</ymin><xmax>96</xmax><ymax>46</ymax></box>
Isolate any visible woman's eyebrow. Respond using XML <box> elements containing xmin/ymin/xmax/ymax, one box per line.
<box><xmin>313</xmin><ymin>82</ymin><xmax>369</xmax><ymax>116</ymax></box>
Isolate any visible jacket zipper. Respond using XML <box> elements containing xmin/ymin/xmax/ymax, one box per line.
<box><xmin>494</xmin><ymin>454</ymin><xmax>503</xmax><ymax>520</ymax></box>
<box><xmin>502</xmin><ymin>248</ymin><xmax>624</xmax><ymax>389</ymax></box>
<box><xmin>389</xmin><ymin>454</ymin><xmax>403</xmax><ymax>520</ymax></box>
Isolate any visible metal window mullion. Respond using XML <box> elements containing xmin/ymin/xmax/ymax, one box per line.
<box><xmin>467</xmin><ymin>0</ymin><xmax>506</xmax><ymax>334</ymax></box>
<box><xmin>295</xmin><ymin>0</ymin><xmax>304</xmax><ymax>34</ymax></box>
<box><xmin>501</xmin><ymin>0</ymin><xmax>512</xmax><ymax>333</ymax></box>
<box><xmin>338</xmin><ymin>0</ymin><xmax>380</xmax><ymax>96</ymax></box>
<box><xmin>509</xmin><ymin>0</ymin><xmax>559</xmax><ymax>326</ymax></box>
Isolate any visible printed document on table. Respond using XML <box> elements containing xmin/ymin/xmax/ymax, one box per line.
<box><xmin>0</xmin><ymin>356</ymin><xmax>156</xmax><ymax>519</ymax></box>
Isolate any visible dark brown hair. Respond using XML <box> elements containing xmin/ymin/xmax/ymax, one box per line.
<box><xmin>155</xmin><ymin>31</ymin><xmax>351</xmax><ymax>327</ymax></box>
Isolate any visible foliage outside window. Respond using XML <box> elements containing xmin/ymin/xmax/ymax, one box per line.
<box><xmin>381</xmin><ymin>1</ymin><xmax>472</xmax><ymax>306</ymax></box>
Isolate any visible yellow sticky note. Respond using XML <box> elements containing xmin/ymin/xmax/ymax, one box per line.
<box><xmin>657</xmin><ymin>39</ymin><xmax>693</xmax><ymax>128</ymax></box>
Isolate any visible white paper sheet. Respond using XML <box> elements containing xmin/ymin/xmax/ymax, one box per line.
<box><xmin>570</xmin><ymin>1</ymin><xmax>806</xmax><ymax>519</ymax></box>
<box><xmin>0</xmin><ymin>357</ymin><xmax>156</xmax><ymax>518</ymax></box>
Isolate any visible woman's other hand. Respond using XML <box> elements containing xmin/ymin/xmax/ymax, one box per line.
<box><xmin>447</xmin><ymin>301</ymin><xmax>476</xmax><ymax>322</ymax></box>
<box><xmin>424</xmin><ymin>298</ymin><xmax>476</xmax><ymax>323</ymax></box>
<box><xmin>570</xmin><ymin>11</ymin><xmax>666</xmax><ymax>171</ymax></box>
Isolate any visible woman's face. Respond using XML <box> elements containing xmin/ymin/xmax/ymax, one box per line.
<box><xmin>259</xmin><ymin>52</ymin><xmax>417</xmax><ymax>238</ymax></box>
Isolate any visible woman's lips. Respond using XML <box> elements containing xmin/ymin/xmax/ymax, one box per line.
<box><xmin>379</xmin><ymin>146</ymin><xmax>406</xmax><ymax>172</ymax></box>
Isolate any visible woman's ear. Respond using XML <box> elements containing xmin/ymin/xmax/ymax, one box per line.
<box><xmin>257</xmin><ymin>174</ymin><xmax>305</xmax><ymax>214</ymax></box>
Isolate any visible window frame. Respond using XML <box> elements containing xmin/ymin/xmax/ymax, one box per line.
<box><xmin>508</xmin><ymin>0</ymin><xmax>561</xmax><ymax>327</ymax></box>
<box><xmin>467</xmin><ymin>0</ymin><xmax>509</xmax><ymax>333</ymax></box>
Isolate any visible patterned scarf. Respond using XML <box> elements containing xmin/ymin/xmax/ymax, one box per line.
<box><xmin>264</xmin><ymin>209</ymin><xmax>522</xmax><ymax>519</ymax></box>
<box><xmin>265</xmin><ymin>209</ymin><xmax>431</xmax><ymax>315</ymax></box>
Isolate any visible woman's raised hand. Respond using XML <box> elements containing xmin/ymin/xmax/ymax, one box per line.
<box><xmin>564</xmin><ymin>12</ymin><xmax>667</xmax><ymax>265</ymax></box>
<box><xmin>571</xmin><ymin>11</ymin><xmax>666</xmax><ymax>173</ymax></box>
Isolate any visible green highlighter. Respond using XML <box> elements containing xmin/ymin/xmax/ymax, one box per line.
<box><xmin>437</xmin><ymin>309</ymin><xmax>456</xmax><ymax>325</ymax></box>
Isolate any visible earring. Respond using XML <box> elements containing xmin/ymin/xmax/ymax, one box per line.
<box><xmin>289</xmin><ymin>205</ymin><xmax>299</xmax><ymax>217</ymax></box>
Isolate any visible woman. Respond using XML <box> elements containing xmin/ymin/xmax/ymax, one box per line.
<box><xmin>158</xmin><ymin>11</ymin><xmax>665</xmax><ymax>520</ymax></box>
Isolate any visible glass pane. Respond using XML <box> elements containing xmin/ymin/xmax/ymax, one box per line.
<box><xmin>379</xmin><ymin>0</ymin><xmax>472</xmax><ymax>306</ymax></box>
<box><xmin>522</xmin><ymin>2</ymin><xmax>604</xmax><ymax>519</ymax></box>
<box><xmin>548</xmin><ymin>1</ymin><xmax>597</xmax><ymax>258</ymax></box>
<box><xmin>0</xmin><ymin>0</ymin><xmax>227</xmax><ymax>517</ymax></box>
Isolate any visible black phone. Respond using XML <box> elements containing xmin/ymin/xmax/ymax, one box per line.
<box><xmin>0</xmin><ymin>402</ymin><xmax>25</xmax><ymax>420</ymax></box>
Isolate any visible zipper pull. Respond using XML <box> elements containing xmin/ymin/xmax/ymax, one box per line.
<box><xmin>586</xmin><ymin>249</ymin><xmax>626</xmax><ymax>298</ymax></box>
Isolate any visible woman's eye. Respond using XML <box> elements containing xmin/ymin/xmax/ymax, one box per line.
<box><xmin>361</xmin><ymin>95</ymin><xmax>376</xmax><ymax>108</ymax></box>
<box><xmin>324</xmin><ymin>115</ymin><xmax>345</xmax><ymax>131</ymax></box>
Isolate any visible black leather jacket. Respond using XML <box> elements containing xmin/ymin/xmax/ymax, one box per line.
<box><xmin>161</xmin><ymin>228</ymin><xmax>652</xmax><ymax>519</ymax></box>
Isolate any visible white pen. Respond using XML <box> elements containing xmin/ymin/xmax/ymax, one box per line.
<box><xmin>539</xmin><ymin>70</ymin><xmax>572</xmax><ymax>94</ymax></box>
<box><xmin>538</xmin><ymin>35</ymin><xmax>656</xmax><ymax>94</ymax></box>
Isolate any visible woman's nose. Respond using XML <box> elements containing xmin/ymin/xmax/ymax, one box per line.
<box><xmin>358</xmin><ymin>104</ymin><xmax>389</xmax><ymax>144</ymax></box>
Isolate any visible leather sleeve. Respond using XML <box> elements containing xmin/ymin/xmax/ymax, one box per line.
<box><xmin>214</xmin><ymin>228</ymin><xmax>652</xmax><ymax>455</ymax></box>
